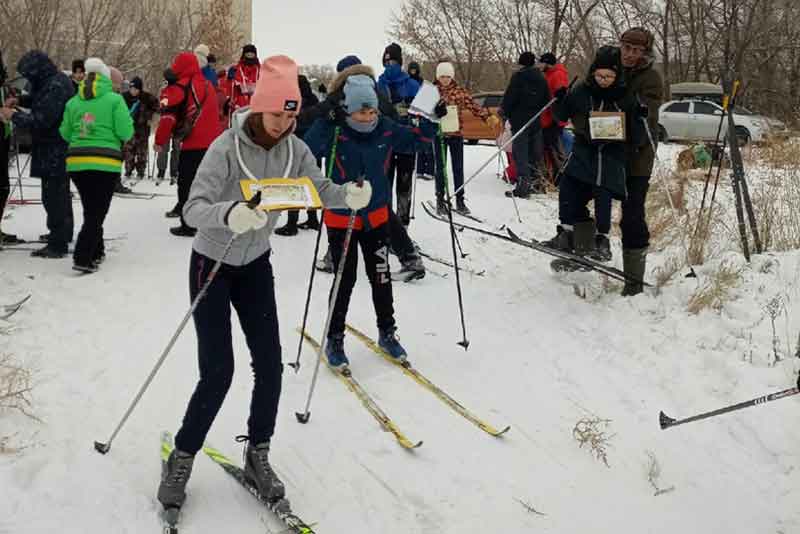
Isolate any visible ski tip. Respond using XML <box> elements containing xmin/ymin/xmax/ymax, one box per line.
<box><xmin>93</xmin><ymin>440</ymin><xmax>110</xmax><ymax>455</ymax></box>
<box><xmin>295</xmin><ymin>411</ymin><xmax>311</xmax><ymax>424</ymax></box>
<box><xmin>659</xmin><ymin>411</ymin><xmax>676</xmax><ymax>430</ymax></box>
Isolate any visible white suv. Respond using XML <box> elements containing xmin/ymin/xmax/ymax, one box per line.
<box><xmin>658</xmin><ymin>99</ymin><xmax>771</xmax><ymax>145</ymax></box>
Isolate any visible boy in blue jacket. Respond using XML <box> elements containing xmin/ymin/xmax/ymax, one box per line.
<box><xmin>304</xmin><ymin>74</ymin><xmax>440</xmax><ymax>369</ymax></box>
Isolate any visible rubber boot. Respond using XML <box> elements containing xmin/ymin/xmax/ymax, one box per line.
<box><xmin>573</xmin><ymin>220</ymin><xmax>596</xmax><ymax>256</ymax></box>
<box><xmin>621</xmin><ymin>248</ymin><xmax>647</xmax><ymax>296</ymax></box>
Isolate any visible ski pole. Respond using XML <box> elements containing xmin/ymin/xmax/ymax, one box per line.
<box><xmin>660</xmin><ymin>386</ymin><xmax>799</xmax><ymax>430</ymax></box>
<box><xmin>290</xmin><ymin>127</ymin><xmax>340</xmax><ymax>373</ymax></box>
<box><xmin>94</xmin><ymin>192</ymin><xmax>261</xmax><ymax>455</ymax></box>
<box><xmin>296</xmin><ymin>178</ymin><xmax>364</xmax><ymax>423</ymax></box>
<box><xmin>641</xmin><ymin>117</ymin><xmax>697</xmax><ymax>278</ymax></box>
<box><xmin>438</xmin><ymin>128</ymin><xmax>469</xmax><ymax>349</ymax></box>
<box><xmin>410</xmin><ymin>152</ymin><xmax>418</xmax><ymax>221</ymax></box>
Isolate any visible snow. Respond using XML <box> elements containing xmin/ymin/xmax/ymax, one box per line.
<box><xmin>1</xmin><ymin>143</ymin><xmax>798</xmax><ymax>534</ymax></box>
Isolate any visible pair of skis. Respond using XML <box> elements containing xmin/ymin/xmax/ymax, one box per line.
<box><xmin>422</xmin><ymin>201</ymin><xmax>649</xmax><ymax>287</ymax></box>
<box><xmin>299</xmin><ymin>325</ymin><xmax>509</xmax><ymax>450</ymax></box>
<box><xmin>159</xmin><ymin>431</ymin><xmax>314</xmax><ymax>534</ymax></box>
<box><xmin>1</xmin><ymin>294</ymin><xmax>31</xmax><ymax>320</ymax></box>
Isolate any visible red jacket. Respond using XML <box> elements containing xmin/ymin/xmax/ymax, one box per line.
<box><xmin>230</xmin><ymin>61</ymin><xmax>260</xmax><ymax>111</ymax></box>
<box><xmin>155</xmin><ymin>52</ymin><xmax>223</xmax><ymax>150</ymax></box>
<box><xmin>541</xmin><ymin>63</ymin><xmax>569</xmax><ymax>129</ymax></box>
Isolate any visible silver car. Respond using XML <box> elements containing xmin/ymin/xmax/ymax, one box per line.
<box><xmin>658</xmin><ymin>99</ymin><xmax>771</xmax><ymax>145</ymax></box>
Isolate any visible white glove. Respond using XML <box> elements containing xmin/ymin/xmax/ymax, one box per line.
<box><xmin>226</xmin><ymin>202</ymin><xmax>268</xmax><ymax>234</ymax></box>
<box><xmin>344</xmin><ymin>181</ymin><xmax>372</xmax><ymax>211</ymax></box>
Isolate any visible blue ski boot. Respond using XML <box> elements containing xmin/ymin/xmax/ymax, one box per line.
<box><xmin>378</xmin><ymin>328</ymin><xmax>408</xmax><ymax>362</ymax></box>
<box><xmin>325</xmin><ymin>333</ymin><xmax>349</xmax><ymax>370</ymax></box>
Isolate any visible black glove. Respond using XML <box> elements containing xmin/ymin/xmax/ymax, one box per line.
<box><xmin>554</xmin><ymin>87</ymin><xmax>567</xmax><ymax>102</ymax></box>
<box><xmin>434</xmin><ymin>99</ymin><xmax>448</xmax><ymax>119</ymax></box>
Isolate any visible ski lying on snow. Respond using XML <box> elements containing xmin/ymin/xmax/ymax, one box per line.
<box><xmin>422</xmin><ymin>201</ymin><xmax>646</xmax><ymax>286</ymax></box>
<box><xmin>452</xmin><ymin>209</ymin><xmax>484</xmax><ymax>224</ymax></box>
<box><xmin>298</xmin><ymin>328</ymin><xmax>423</xmax><ymax>450</ymax></box>
<box><xmin>202</xmin><ymin>443</ymin><xmax>316</xmax><ymax>533</ymax></box>
<box><xmin>159</xmin><ymin>431</ymin><xmax>181</xmax><ymax>534</ymax></box>
<box><xmin>418</xmin><ymin>251</ymin><xmax>485</xmax><ymax>277</ymax></box>
<box><xmin>115</xmin><ymin>192</ymin><xmax>157</xmax><ymax>200</ymax></box>
<box><xmin>345</xmin><ymin>324</ymin><xmax>510</xmax><ymax>437</ymax></box>
<box><xmin>1</xmin><ymin>294</ymin><xmax>31</xmax><ymax>320</ymax></box>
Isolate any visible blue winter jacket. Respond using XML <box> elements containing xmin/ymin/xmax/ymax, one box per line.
<box><xmin>377</xmin><ymin>65</ymin><xmax>420</xmax><ymax>121</ymax></box>
<box><xmin>304</xmin><ymin>115</ymin><xmax>435</xmax><ymax>231</ymax></box>
<box><xmin>201</xmin><ymin>65</ymin><xmax>219</xmax><ymax>87</ymax></box>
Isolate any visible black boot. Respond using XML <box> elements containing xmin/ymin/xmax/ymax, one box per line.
<box><xmin>505</xmin><ymin>176</ymin><xmax>531</xmax><ymax>199</ymax></box>
<box><xmin>541</xmin><ymin>225</ymin><xmax>573</xmax><ymax>252</ymax></box>
<box><xmin>573</xmin><ymin>220</ymin><xmax>596</xmax><ymax>257</ymax></box>
<box><xmin>170</xmin><ymin>225</ymin><xmax>196</xmax><ymax>238</ymax></box>
<box><xmin>621</xmin><ymin>248</ymin><xmax>647</xmax><ymax>296</ymax></box>
<box><xmin>297</xmin><ymin>210</ymin><xmax>320</xmax><ymax>230</ymax></box>
<box><xmin>589</xmin><ymin>234</ymin><xmax>612</xmax><ymax>262</ymax></box>
<box><xmin>114</xmin><ymin>176</ymin><xmax>132</xmax><ymax>194</ymax></box>
<box><xmin>436</xmin><ymin>195</ymin><xmax>448</xmax><ymax>216</ymax></box>
<box><xmin>455</xmin><ymin>196</ymin><xmax>471</xmax><ymax>215</ymax></box>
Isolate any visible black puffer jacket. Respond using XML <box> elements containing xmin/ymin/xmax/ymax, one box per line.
<box><xmin>500</xmin><ymin>65</ymin><xmax>551</xmax><ymax>130</ymax></box>
<box><xmin>554</xmin><ymin>47</ymin><xmax>644</xmax><ymax>200</ymax></box>
<box><xmin>12</xmin><ymin>50</ymin><xmax>74</xmax><ymax>177</ymax></box>
<box><xmin>296</xmin><ymin>74</ymin><xmax>321</xmax><ymax>138</ymax></box>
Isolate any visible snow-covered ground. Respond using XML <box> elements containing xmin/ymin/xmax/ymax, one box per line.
<box><xmin>1</xmin><ymin>143</ymin><xmax>798</xmax><ymax>534</ymax></box>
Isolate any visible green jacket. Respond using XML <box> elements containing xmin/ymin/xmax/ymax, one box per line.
<box><xmin>623</xmin><ymin>61</ymin><xmax>663</xmax><ymax>177</ymax></box>
<box><xmin>59</xmin><ymin>73</ymin><xmax>134</xmax><ymax>173</ymax></box>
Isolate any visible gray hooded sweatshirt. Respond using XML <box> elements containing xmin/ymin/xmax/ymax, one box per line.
<box><xmin>183</xmin><ymin>108</ymin><xmax>347</xmax><ymax>265</ymax></box>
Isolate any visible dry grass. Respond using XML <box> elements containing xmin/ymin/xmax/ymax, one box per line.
<box><xmin>0</xmin><ymin>353</ymin><xmax>38</xmax><ymax>452</ymax></box>
<box><xmin>646</xmin><ymin>451</ymin><xmax>676</xmax><ymax>496</ymax></box>
<box><xmin>573</xmin><ymin>417</ymin><xmax>614</xmax><ymax>467</ymax></box>
<box><xmin>653</xmin><ymin>255</ymin><xmax>683</xmax><ymax>289</ymax></box>
<box><xmin>687</xmin><ymin>260</ymin><xmax>744</xmax><ymax>314</ymax></box>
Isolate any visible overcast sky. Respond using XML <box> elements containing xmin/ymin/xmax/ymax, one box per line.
<box><xmin>253</xmin><ymin>1</ymin><xmax>405</xmax><ymax>75</ymax></box>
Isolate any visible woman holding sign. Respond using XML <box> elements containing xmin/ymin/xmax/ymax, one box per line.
<box><xmin>156</xmin><ymin>56</ymin><xmax>371</xmax><ymax>512</ymax></box>
<box><xmin>433</xmin><ymin>61</ymin><xmax>501</xmax><ymax>216</ymax></box>
<box><xmin>543</xmin><ymin>46</ymin><xmax>646</xmax><ymax>268</ymax></box>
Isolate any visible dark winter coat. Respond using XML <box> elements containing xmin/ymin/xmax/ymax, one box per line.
<box><xmin>296</xmin><ymin>75</ymin><xmax>320</xmax><ymax>139</ymax></box>
<box><xmin>407</xmin><ymin>62</ymin><xmax>423</xmax><ymax>85</ymax></box>
<box><xmin>500</xmin><ymin>65</ymin><xmax>551</xmax><ymax>131</ymax></box>
<box><xmin>12</xmin><ymin>50</ymin><xmax>74</xmax><ymax>178</ymax></box>
<box><xmin>304</xmin><ymin>114</ymin><xmax>435</xmax><ymax>231</ymax></box>
<box><xmin>123</xmin><ymin>89</ymin><xmax>160</xmax><ymax>131</ymax></box>
<box><xmin>377</xmin><ymin>63</ymin><xmax>420</xmax><ymax>122</ymax></box>
<box><xmin>0</xmin><ymin>50</ymin><xmax>6</xmax><ymax>88</ymax></box>
<box><xmin>554</xmin><ymin>71</ymin><xmax>644</xmax><ymax>200</ymax></box>
<box><xmin>623</xmin><ymin>60</ymin><xmax>663</xmax><ymax>177</ymax></box>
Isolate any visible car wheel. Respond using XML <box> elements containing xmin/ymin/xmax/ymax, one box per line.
<box><xmin>658</xmin><ymin>125</ymin><xmax>668</xmax><ymax>142</ymax></box>
<box><xmin>735</xmin><ymin>127</ymin><xmax>750</xmax><ymax>146</ymax></box>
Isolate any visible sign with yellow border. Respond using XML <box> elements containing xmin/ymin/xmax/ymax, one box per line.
<box><xmin>238</xmin><ymin>177</ymin><xmax>323</xmax><ymax>212</ymax></box>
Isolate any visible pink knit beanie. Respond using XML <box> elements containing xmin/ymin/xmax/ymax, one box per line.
<box><xmin>250</xmin><ymin>55</ymin><xmax>302</xmax><ymax>113</ymax></box>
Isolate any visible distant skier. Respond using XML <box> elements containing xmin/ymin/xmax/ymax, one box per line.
<box><xmin>122</xmin><ymin>77</ymin><xmax>159</xmax><ymax>181</ymax></box>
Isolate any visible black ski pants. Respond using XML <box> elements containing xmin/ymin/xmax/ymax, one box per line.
<box><xmin>176</xmin><ymin>149</ymin><xmax>206</xmax><ymax>230</ymax></box>
<box><xmin>435</xmin><ymin>135</ymin><xmax>465</xmax><ymax>200</ymax></box>
<box><xmin>620</xmin><ymin>175</ymin><xmax>650</xmax><ymax>249</ymax></box>
<box><xmin>388</xmin><ymin>152</ymin><xmax>415</xmax><ymax>225</ymax></box>
<box><xmin>512</xmin><ymin>125</ymin><xmax>544</xmax><ymax>183</ymax></box>
<box><xmin>157</xmin><ymin>135</ymin><xmax>181</xmax><ymax>178</ymax></box>
<box><xmin>41</xmin><ymin>170</ymin><xmax>74</xmax><ymax>253</ymax></box>
<box><xmin>558</xmin><ymin>173</ymin><xmax>612</xmax><ymax>235</ymax></box>
<box><xmin>70</xmin><ymin>171</ymin><xmax>115</xmax><ymax>266</ymax></box>
<box><xmin>327</xmin><ymin>223</ymin><xmax>395</xmax><ymax>339</ymax></box>
<box><xmin>175</xmin><ymin>250</ymin><xmax>283</xmax><ymax>455</ymax></box>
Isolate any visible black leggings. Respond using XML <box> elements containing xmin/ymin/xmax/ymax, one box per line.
<box><xmin>176</xmin><ymin>149</ymin><xmax>206</xmax><ymax>230</ymax></box>
<box><xmin>327</xmin><ymin>224</ymin><xmax>395</xmax><ymax>338</ymax></box>
<box><xmin>70</xmin><ymin>171</ymin><xmax>116</xmax><ymax>265</ymax></box>
<box><xmin>620</xmin><ymin>176</ymin><xmax>651</xmax><ymax>249</ymax></box>
<box><xmin>175</xmin><ymin>251</ymin><xmax>283</xmax><ymax>454</ymax></box>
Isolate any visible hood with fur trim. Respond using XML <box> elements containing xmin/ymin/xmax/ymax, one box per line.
<box><xmin>330</xmin><ymin>64</ymin><xmax>376</xmax><ymax>94</ymax></box>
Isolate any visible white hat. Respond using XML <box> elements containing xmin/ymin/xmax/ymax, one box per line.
<box><xmin>194</xmin><ymin>44</ymin><xmax>210</xmax><ymax>57</ymax></box>
<box><xmin>436</xmin><ymin>62</ymin><xmax>455</xmax><ymax>79</ymax></box>
<box><xmin>84</xmin><ymin>57</ymin><xmax>111</xmax><ymax>80</ymax></box>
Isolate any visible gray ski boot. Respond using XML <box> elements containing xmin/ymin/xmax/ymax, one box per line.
<box><xmin>394</xmin><ymin>252</ymin><xmax>425</xmax><ymax>282</ymax></box>
<box><xmin>243</xmin><ymin>441</ymin><xmax>286</xmax><ymax>501</ymax></box>
<box><xmin>157</xmin><ymin>449</ymin><xmax>195</xmax><ymax>508</ymax></box>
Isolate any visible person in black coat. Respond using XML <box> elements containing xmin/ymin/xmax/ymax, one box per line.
<box><xmin>0</xmin><ymin>50</ymin><xmax>75</xmax><ymax>257</ymax></box>
<box><xmin>0</xmin><ymin>49</ymin><xmax>18</xmax><ymax>245</ymax></box>
<box><xmin>275</xmin><ymin>74</ymin><xmax>322</xmax><ymax>236</ymax></box>
<box><xmin>543</xmin><ymin>46</ymin><xmax>645</xmax><ymax>263</ymax></box>
<box><xmin>500</xmin><ymin>52</ymin><xmax>552</xmax><ymax>197</ymax></box>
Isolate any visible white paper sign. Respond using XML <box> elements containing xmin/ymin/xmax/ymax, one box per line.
<box><xmin>409</xmin><ymin>81</ymin><xmax>441</xmax><ymax>123</ymax></box>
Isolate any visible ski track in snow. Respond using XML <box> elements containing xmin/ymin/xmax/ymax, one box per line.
<box><xmin>1</xmin><ymin>146</ymin><xmax>799</xmax><ymax>533</ymax></box>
